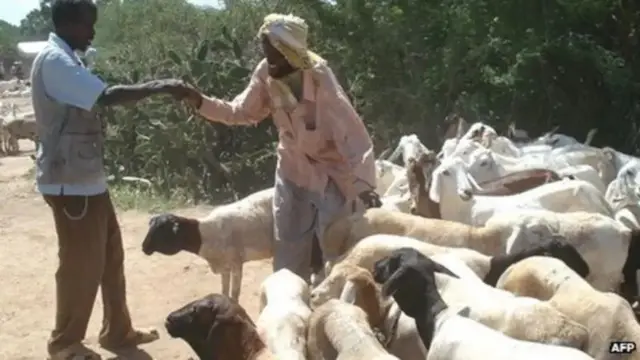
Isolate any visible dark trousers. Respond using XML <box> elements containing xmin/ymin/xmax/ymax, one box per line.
<box><xmin>44</xmin><ymin>192</ymin><xmax>133</xmax><ymax>354</ymax></box>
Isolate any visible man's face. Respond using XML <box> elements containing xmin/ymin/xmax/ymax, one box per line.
<box><xmin>67</xmin><ymin>6</ymin><xmax>97</xmax><ymax>52</ymax></box>
<box><xmin>261</xmin><ymin>35</ymin><xmax>294</xmax><ymax>78</ymax></box>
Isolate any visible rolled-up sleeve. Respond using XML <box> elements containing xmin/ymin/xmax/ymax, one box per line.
<box><xmin>41</xmin><ymin>51</ymin><xmax>107</xmax><ymax>111</ymax></box>
<box><xmin>198</xmin><ymin>64</ymin><xmax>271</xmax><ymax>126</ymax></box>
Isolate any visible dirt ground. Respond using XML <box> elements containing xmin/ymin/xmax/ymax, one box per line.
<box><xmin>0</xmin><ymin>102</ymin><xmax>273</xmax><ymax>359</ymax></box>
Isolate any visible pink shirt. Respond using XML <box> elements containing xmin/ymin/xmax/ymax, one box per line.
<box><xmin>197</xmin><ymin>58</ymin><xmax>376</xmax><ymax>200</ymax></box>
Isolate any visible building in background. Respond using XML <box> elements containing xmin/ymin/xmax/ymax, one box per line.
<box><xmin>16</xmin><ymin>41</ymin><xmax>48</xmax><ymax>79</ymax></box>
<box><xmin>13</xmin><ymin>41</ymin><xmax>97</xmax><ymax>79</ymax></box>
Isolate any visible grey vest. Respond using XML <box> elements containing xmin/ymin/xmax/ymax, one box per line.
<box><xmin>31</xmin><ymin>45</ymin><xmax>106</xmax><ymax>186</ymax></box>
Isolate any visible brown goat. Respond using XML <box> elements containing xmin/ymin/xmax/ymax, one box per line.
<box><xmin>340</xmin><ymin>264</ymin><xmax>389</xmax><ymax>331</ymax></box>
<box><xmin>406</xmin><ymin>152</ymin><xmax>441</xmax><ymax>219</ymax></box>
<box><xmin>340</xmin><ymin>264</ymin><xmax>428</xmax><ymax>360</ymax></box>
<box><xmin>165</xmin><ymin>293</ymin><xmax>275</xmax><ymax>360</ymax></box>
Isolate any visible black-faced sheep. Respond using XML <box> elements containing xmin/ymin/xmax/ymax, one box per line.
<box><xmin>372</xmin><ymin>248</ymin><xmax>595</xmax><ymax>360</ymax></box>
<box><xmin>142</xmin><ymin>188</ymin><xmax>274</xmax><ymax>301</ymax></box>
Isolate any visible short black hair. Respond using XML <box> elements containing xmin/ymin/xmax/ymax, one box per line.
<box><xmin>51</xmin><ymin>0</ymin><xmax>97</xmax><ymax>28</ymax></box>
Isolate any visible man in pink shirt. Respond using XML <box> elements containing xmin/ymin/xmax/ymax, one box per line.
<box><xmin>182</xmin><ymin>13</ymin><xmax>380</xmax><ymax>281</ymax></box>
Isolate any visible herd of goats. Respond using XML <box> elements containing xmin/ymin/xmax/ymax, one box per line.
<box><xmin>3</xmin><ymin>75</ymin><xmax>640</xmax><ymax>359</ymax></box>
<box><xmin>137</xmin><ymin>118</ymin><xmax>640</xmax><ymax>359</ymax></box>
<box><xmin>0</xmin><ymin>79</ymin><xmax>36</xmax><ymax>155</ymax></box>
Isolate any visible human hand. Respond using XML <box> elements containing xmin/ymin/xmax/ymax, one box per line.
<box><xmin>181</xmin><ymin>84</ymin><xmax>203</xmax><ymax>109</ymax></box>
<box><xmin>358</xmin><ymin>190</ymin><xmax>382</xmax><ymax>209</ymax></box>
<box><xmin>159</xmin><ymin>79</ymin><xmax>203</xmax><ymax>107</ymax></box>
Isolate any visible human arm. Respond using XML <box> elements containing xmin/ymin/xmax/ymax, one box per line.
<box><xmin>320</xmin><ymin>68</ymin><xmax>379</xmax><ymax>205</ymax></box>
<box><xmin>41</xmin><ymin>51</ymin><xmax>188</xmax><ymax>111</ymax></box>
<box><xmin>186</xmin><ymin>63</ymin><xmax>271</xmax><ymax>126</ymax></box>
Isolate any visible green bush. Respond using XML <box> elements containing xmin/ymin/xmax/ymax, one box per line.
<box><xmin>86</xmin><ymin>0</ymin><xmax>638</xmax><ymax>205</ymax></box>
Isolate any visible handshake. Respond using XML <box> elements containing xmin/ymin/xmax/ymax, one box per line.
<box><xmin>153</xmin><ymin>78</ymin><xmax>204</xmax><ymax>109</ymax></box>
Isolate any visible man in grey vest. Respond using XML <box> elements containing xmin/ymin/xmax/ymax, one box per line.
<box><xmin>32</xmin><ymin>1</ymin><xmax>195</xmax><ymax>359</ymax></box>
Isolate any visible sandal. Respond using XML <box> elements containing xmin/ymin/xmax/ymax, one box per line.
<box><xmin>47</xmin><ymin>343</ymin><xmax>101</xmax><ymax>360</ymax></box>
<box><xmin>99</xmin><ymin>328</ymin><xmax>159</xmax><ymax>350</ymax></box>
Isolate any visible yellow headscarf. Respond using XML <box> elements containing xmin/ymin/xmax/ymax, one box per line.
<box><xmin>257</xmin><ymin>13</ymin><xmax>324</xmax><ymax>70</ymax></box>
<box><xmin>258</xmin><ymin>13</ymin><xmax>326</xmax><ymax>110</ymax></box>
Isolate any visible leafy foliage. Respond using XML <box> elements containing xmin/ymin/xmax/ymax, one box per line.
<box><xmin>0</xmin><ymin>20</ymin><xmax>21</xmax><ymax>74</ymax></box>
<box><xmin>19</xmin><ymin>0</ymin><xmax>54</xmax><ymax>40</ymax></box>
<box><xmin>11</xmin><ymin>0</ymin><xmax>640</xmax><ymax>204</ymax></box>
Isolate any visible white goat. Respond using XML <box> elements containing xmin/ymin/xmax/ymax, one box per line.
<box><xmin>257</xmin><ymin>269</ymin><xmax>311</xmax><ymax>360</ymax></box>
<box><xmin>464</xmin><ymin>148</ymin><xmax>607</xmax><ymax>193</ymax></box>
<box><xmin>3</xmin><ymin>103</ymin><xmax>37</xmax><ymax>154</ymax></box>
<box><xmin>498</xmin><ymin>256</ymin><xmax>640</xmax><ymax>360</ymax></box>
<box><xmin>429</xmin><ymin>157</ymin><xmax>613</xmax><ymax>225</ymax></box>
<box><xmin>141</xmin><ymin>187</ymin><xmax>275</xmax><ymax>301</ymax></box>
<box><xmin>375</xmin><ymin>159</ymin><xmax>406</xmax><ymax>196</ymax></box>
<box><xmin>428</xmin><ymin>252</ymin><xmax>589</xmax><ymax>349</ymax></box>
<box><xmin>487</xmin><ymin>210</ymin><xmax>633</xmax><ymax>292</ymax></box>
<box><xmin>386</xmin><ymin>134</ymin><xmax>430</xmax><ymax>166</ymax></box>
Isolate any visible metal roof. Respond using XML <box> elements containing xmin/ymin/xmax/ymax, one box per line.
<box><xmin>16</xmin><ymin>41</ymin><xmax>49</xmax><ymax>58</ymax></box>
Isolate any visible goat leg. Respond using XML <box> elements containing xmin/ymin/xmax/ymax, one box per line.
<box><xmin>231</xmin><ymin>266</ymin><xmax>242</xmax><ymax>301</ymax></box>
<box><xmin>220</xmin><ymin>270</ymin><xmax>231</xmax><ymax>298</ymax></box>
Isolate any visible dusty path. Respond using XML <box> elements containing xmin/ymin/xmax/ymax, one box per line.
<box><xmin>0</xmin><ymin>140</ymin><xmax>272</xmax><ymax>359</ymax></box>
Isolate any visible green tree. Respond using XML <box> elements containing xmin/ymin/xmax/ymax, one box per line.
<box><xmin>0</xmin><ymin>20</ymin><xmax>21</xmax><ymax>77</ymax></box>
<box><xmin>50</xmin><ymin>0</ymin><xmax>639</xmax><ymax>203</ymax></box>
<box><xmin>19</xmin><ymin>0</ymin><xmax>53</xmax><ymax>40</ymax></box>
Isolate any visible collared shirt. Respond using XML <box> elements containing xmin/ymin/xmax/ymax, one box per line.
<box><xmin>34</xmin><ymin>32</ymin><xmax>108</xmax><ymax>196</ymax></box>
<box><xmin>198</xmin><ymin>58</ymin><xmax>376</xmax><ymax>200</ymax></box>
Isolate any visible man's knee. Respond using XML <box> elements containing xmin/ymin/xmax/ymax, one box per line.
<box><xmin>50</xmin><ymin>194</ymin><xmax>112</xmax><ymax>277</ymax></box>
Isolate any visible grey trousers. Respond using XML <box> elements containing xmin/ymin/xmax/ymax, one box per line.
<box><xmin>272</xmin><ymin>174</ymin><xmax>363</xmax><ymax>281</ymax></box>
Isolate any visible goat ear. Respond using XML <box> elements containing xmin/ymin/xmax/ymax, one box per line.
<box><xmin>425</xmin><ymin>151</ymin><xmax>437</xmax><ymax>163</ymax></box>
<box><xmin>428</xmin><ymin>170</ymin><xmax>441</xmax><ymax>203</ymax></box>
<box><xmin>603</xmin><ymin>147</ymin><xmax>615</xmax><ymax>161</ymax></box>
<box><xmin>205</xmin><ymin>320</ymin><xmax>220</xmax><ymax>344</ymax></box>
<box><xmin>340</xmin><ymin>280</ymin><xmax>358</xmax><ymax>304</ymax></box>
<box><xmin>381</xmin><ymin>266</ymin><xmax>408</xmax><ymax>297</ymax></box>
<box><xmin>432</xmin><ymin>261</ymin><xmax>459</xmax><ymax>278</ymax></box>
<box><xmin>504</xmin><ymin>224</ymin><xmax>524</xmax><ymax>252</ymax></box>
<box><xmin>457</xmin><ymin>306</ymin><xmax>471</xmax><ymax>318</ymax></box>
<box><xmin>377</xmin><ymin>148</ymin><xmax>391</xmax><ymax>160</ymax></box>
<box><xmin>258</xmin><ymin>288</ymin><xmax>268</xmax><ymax>314</ymax></box>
